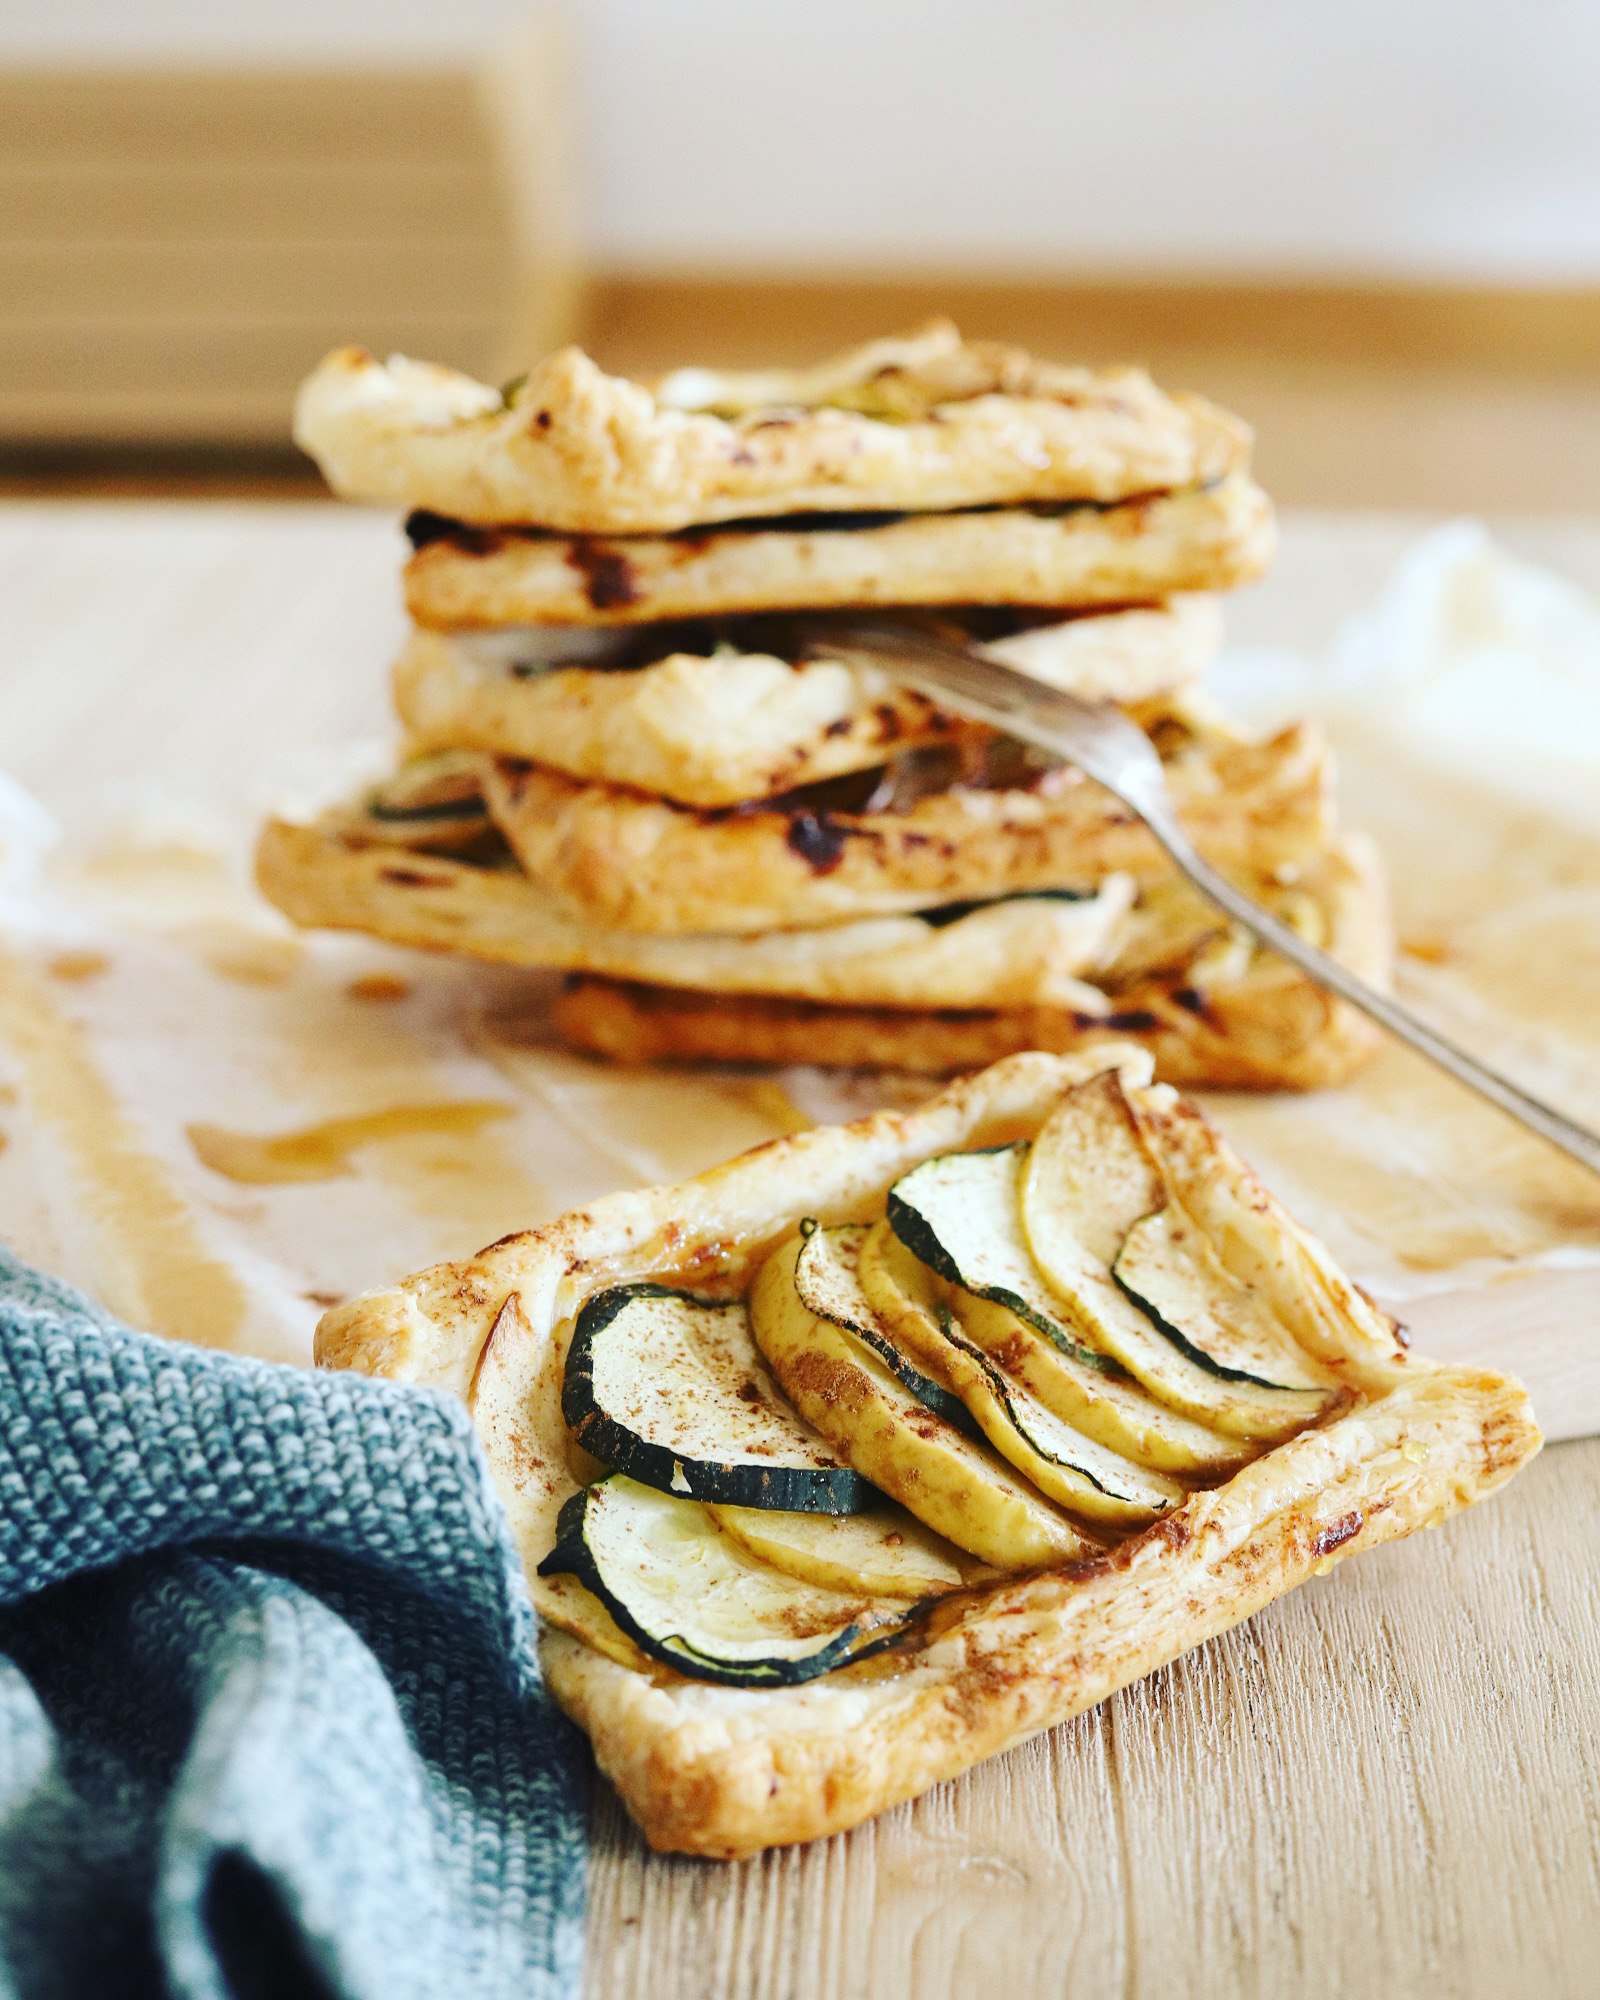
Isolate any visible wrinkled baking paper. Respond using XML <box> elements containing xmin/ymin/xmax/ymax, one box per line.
<box><xmin>1</xmin><ymin>520</ymin><xmax>1597</xmax><ymax>1427</ymax></box>
<box><xmin>1199</xmin><ymin>522</ymin><xmax>1600</xmax><ymax>1304</ymax></box>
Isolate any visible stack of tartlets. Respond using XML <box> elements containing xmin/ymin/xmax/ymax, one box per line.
<box><xmin>264</xmin><ymin>320</ymin><xmax>1389</xmax><ymax>1086</ymax></box>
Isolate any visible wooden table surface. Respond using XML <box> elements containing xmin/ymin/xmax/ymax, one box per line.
<box><xmin>1</xmin><ymin>503</ymin><xmax>1598</xmax><ymax>1998</ymax></box>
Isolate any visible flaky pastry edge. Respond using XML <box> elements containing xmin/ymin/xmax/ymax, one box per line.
<box><xmin>314</xmin><ymin>1048</ymin><xmax>1539</xmax><ymax>1857</ymax></box>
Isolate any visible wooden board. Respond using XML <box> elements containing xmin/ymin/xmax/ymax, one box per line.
<box><xmin>584</xmin><ymin>1435</ymin><xmax>1600</xmax><ymax>2000</ymax></box>
<box><xmin>0</xmin><ymin>22</ymin><xmax>580</xmax><ymax>442</ymax></box>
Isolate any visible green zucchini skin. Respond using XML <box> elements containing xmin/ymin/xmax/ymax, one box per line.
<box><xmin>943</xmin><ymin>1321</ymin><xmax>1125</xmax><ymax>1499</ymax></box>
<box><xmin>884</xmin><ymin>1146</ymin><xmax>1012</xmax><ymax>1288</ymax></box>
<box><xmin>932</xmin><ymin>1311</ymin><xmax>1182</xmax><ymax>1512</ymax></box>
<box><xmin>1110</xmin><ymin>1265</ymin><xmax>1296</xmax><ymax>1389</ymax></box>
<box><xmin>887</xmin><ymin>1150</ymin><xmax>1118</xmax><ymax>1376</ymax></box>
<box><xmin>537</xmin><ymin>1480</ymin><xmax>913</xmax><ymax>1687</ymax></box>
<box><xmin>366</xmin><ymin>796</ymin><xmax>486</xmax><ymax>824</ymax></box>
<box><xmin>846</xmin><ymin>1321</ymin><xmax>985</xmax><ymax>1442</ymax></box>
<box><xmin>563</xmin><ymin>1282</ymin><xmax>872</xmax><ymax>1513</ymax></box>
<box><xmin>793</xmin><ymin>1222</ymin><xmax>985</xmax><ymax>1443</ymax></box>
<box><xmin>1109</xmin><ymin>1210</ymin><xmax>1336</xmax><ymax>1417</ymax></box>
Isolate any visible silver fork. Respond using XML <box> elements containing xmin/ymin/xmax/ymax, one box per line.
<box><xmin>818</xmin><ymin>615</ymin><xmax>1600</xmax><ymax>1182</ymax></box>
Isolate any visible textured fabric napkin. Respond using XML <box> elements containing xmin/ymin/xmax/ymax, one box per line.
<box><xmin>0</xmin><ymin>1243</ymin><xmax>588</xmax><ymax>2000</ymax></box>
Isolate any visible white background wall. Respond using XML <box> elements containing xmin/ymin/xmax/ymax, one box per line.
<box><xmin>6</xmin><ymin>0</ymin><xmax>1600</xmax><ymax>278</ymax></box>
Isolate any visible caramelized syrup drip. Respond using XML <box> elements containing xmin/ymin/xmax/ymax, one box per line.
<box><xmin>187</xmin><ymin>1101</ymin><xmax>516</xmax><ymax>1185</ymax></box>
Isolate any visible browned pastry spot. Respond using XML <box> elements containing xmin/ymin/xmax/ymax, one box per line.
<box><xmin>549</xmin><ymin>963</ymin><xmax>1383</xmax><ymax>1091</ymax></box>
<box><xmin>296</xmin><ymin>323</ymin><xmax>1256</xmax><ymax>533</ymax></box>
<box><xmin>479</xmin><ymin>718</ymin><xmax>1333</xmax><ymax>935</ymax></box>
<box><xmin>400</xmin><ymin>476</ymin><xmax>1274</xmax><ymax>628</ymax></box>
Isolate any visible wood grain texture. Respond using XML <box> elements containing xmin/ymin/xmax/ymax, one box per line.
<box><xmin>582</xmin><ymin>274</ymin><xmax>1600</xmax><ymax>380</ymax></box>
<box><xmin>583</xmin><ymin>1436</ymin><xmax>1600</xmax><ymax>2000</ymax></box>
<box><xmin>0</xmin><ymin>21</ymin><xmax>580</xmax><ymax>443</ymax></box>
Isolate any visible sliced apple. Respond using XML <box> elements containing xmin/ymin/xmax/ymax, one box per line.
<box><xmin>859</xmin><ymin>1217</ymin><xmax>1251</xmax><ymax>1480</ymax></box>
<box><xmin>927</xmin><ymin>1316</ymin><xmax>1187</xmax><ymax>1523</ymax></box>
<box><xmin>855</xmin><ymin>1218</ymin><xmax>958</xmax><ymax>1373</ymax></box>
<box><xmin>856</xmin><ymin>1208</ymin><xmax>1240</xmax><ymax>1480</ymax></box>
<box><xmin>750</xmin><ymin>1231</ymin><xmax>1090</xmax><ymax>1569</ymax></box>
<box><xmin>707</xmin><ymin>1499</ymin><xmax>989</xmax><ymax>1598</ymax></box>
<box><xmin>887</xmin><ymin>1145</ymin><xmax>1113</xmax><ymax>1371</ymax></box>
<box><xmin>800</xmin><ymin>1221</ymin><xmax>1182</xmax><ymax>1525</ymax></box>
<box><xmin>1113</xmin><ymin>1205</ymin><xmax>1342</xmax><ymax>1404</ymax></box>
<box><xmin>792</xmin><ymin>1221</ymin><xmax>981</xmax><ymax>1440</ymax></box>
<box><xmin>1021</xmin><ymin>1071</ymin><xmax>1335</xmax><ymax>1441</ymax></box>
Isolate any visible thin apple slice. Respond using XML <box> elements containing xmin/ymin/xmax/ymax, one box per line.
<box><xmin>750</xmin><ymin>1229</ymin><xmax>1090</xmax><ymax>1569</ymax></box>
<box><xmin>1021</xmin><ymin>1072</ymin><xmax>1336</xmax><ymax>1441</ymax></box>
<box><xmin>858</xmin><ymin>1217</ymin><xmax>1249</xmax><ymax>1480</ymax></box>
<box><xmin>799</xmin><ymin>1221</ymin><xmax>1184</xmax><ymax>1525</ymax></box>
<box><xmin>707</xmin><ymin>1499</ymin><xmax>988</xmax><ymax>1598</ymax></box>
<box><xmin>791</xmin><ymin>1221</ymin><xmax>982</xmax><ymax>1440</ymax></box>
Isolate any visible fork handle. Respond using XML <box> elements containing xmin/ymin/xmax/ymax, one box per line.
<box><xmin>818</xmin><ymin>617</ymin><xmax>1600</xmax><ymax>1180</ymax></box>
<box><xmin>1157</xmin><ymin>830</ymin><xmax>1600</xmax><ymax>1179</ymax></box>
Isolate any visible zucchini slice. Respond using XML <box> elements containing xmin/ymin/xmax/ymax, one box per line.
<box><xmin>537</xmin><ymin>1476</ymin><xmax>911</xmax><ymax>1686</ymax></box>
<box><xmin>1021</xmin><ymin>1073</ymin><xmax>1331</xmax><ymax>1442</ymax></box>
<box><xmin>925</xmin><ymin>1312</ymin><xmax>1188</xmax><ymax>1523</ymax></box>
<box><xmin>750</xmin><ymin>1230</ymin><xmax>1091</xmax><ymax>1569</ymax></box>
<box><xmin>888</xmin><ymin>1146</ymin><xmax>1116</xmax><ymax>1374</ymax></box>
<box><xmin>858</xmin><ymin>1219</ymin><xmax>1251</xmax><ymax>1480</ymax></box>
<box><xmin>791</xmin><ymin>1222</ymin><xmax>1173</xmax><ymax>1524</ymax></box>
<box><xmin>792</xmin><ymin>1222</ymin><xmax>982</xmax><ymax>1440</ymax></box>
<box><xmin>359</xmin><ymin>751</ymin><xmax>493</xmax><ymax>851</ymax></box>
<box><xmin>706</xmin><ymin>1500</ymin><xmax>986</xmax><ymax>1598</ymax></box>
<box><xmin>563</xmin><ymin>1283</ymin><xmax>869</xmax><ymax>1512</ymax></box>
<box><xmin>1113</xmin><ymin>1205</ymin><xmax>1340</xmax><ymax>1404</ymax></box>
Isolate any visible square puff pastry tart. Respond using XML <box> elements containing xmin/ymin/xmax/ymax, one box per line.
<box><xmin>546</xmin><ymin>833</ymin><xmax>1388</xmax><ymax>1090</ymax></box>
<box><xmin>292</xmin><ymin>320</ymin><xmax>1249</xmax><ymax>534</ymax></box>
<box><xmin>315</xmin><ymin>1048</ymin><xmax>1539</xmax><ymax>1859</ymax></box>
<box><xmin>398</xmin><ymin>473</ymin><xmax>1274</xmax><ymax>631</ymax></box>
<box><xmin>254</xmin><ymin>815</ymin><xmax>1386</xmax><ymax>1081</ymax></box>
<box><xmin>392</xmin><ymin>598</ymin><xmax>1224</xmax><ymax>810</ymax></box>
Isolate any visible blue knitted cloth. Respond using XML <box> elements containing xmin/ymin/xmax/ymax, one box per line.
<box><xmin>0</xmin><ymin>1243</ymin><xmax>588</xmax><ymax>2000</ymax></box>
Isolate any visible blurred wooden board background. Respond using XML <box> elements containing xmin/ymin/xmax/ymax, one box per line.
<box><xmin>5</xmin><ymin>267</ymin><xmax>1599</xmax><ymax>510</ymax></box>
<box><xmin>0</xmin><ymin>26</ymin><xmax>578</xmax><ymax>446</ymax></box>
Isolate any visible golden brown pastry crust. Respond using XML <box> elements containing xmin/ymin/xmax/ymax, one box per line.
<box><xmin>293</xmin><ymin>325</ymin><xmax>1251</xmax><ymax>533</ymax></box>
<box><xmin>549</xmin><ymin>834</ymin><xmax>1389</xmax><ymax>1090</ymax></box>
<box><xmin>255</xmin><ymin>814</ymin><xmax>1143</xmax><ymax>1010</ymax></box>
<box><xmin>401</xmin><ymin>476</ymin><xmax>1274</xmax><ymax>627</ymax></box>
<box><xmin>550</xmin><ymin>963</ymin><xmax>1377</xmax><ymax>1091</ymax></box>
<box><xmin>254</xmin><ymin>812</ymin><xmax>1387</xmax><ymax>1070</ymax></box>
<box><xmin>480</xmin><ymin>719</ymin><xmax>1334</xmax><ymax>934</ymax></box>
<box><xmin>393</xmin><ymin>600</ymin><xmax>1221</xmax><ymax>809</ymax></box>
<box><xmin>542</xmin><ymin>1363</ymin><xmax>1529</xmax><ymax>1855</ymax></box>
<box><xmin>394</xmin><ymin>627</ymin><xmax>964</xmax><ymax>809</ymax></box>
<box><xmin>312</xmin><ymin>1050</ymin><xmax>1539</xmax><ymax>1858</ymax></box>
